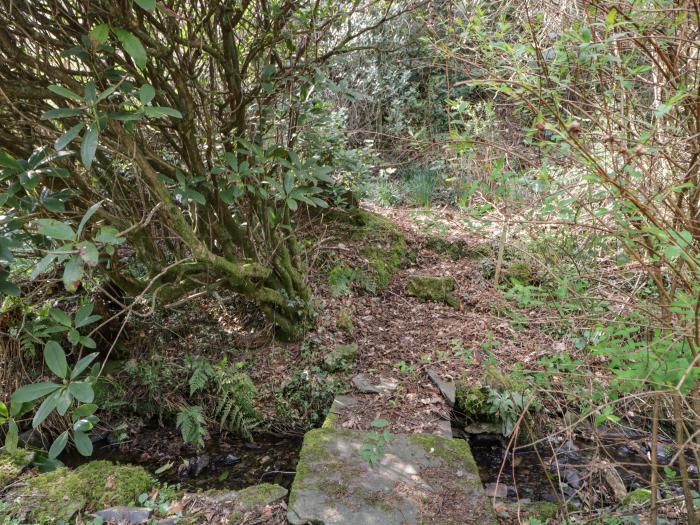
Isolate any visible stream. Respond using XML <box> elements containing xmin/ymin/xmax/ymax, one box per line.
<box><xmin>61</xmin><ymin>418</ymin><xmax>696</xmax><ymax>507</ymax></box>
<box><xmin>62</xmin><ymin>428</ymin><xmax>303</xmax><ymax>492</ymax></box>
<box><xmin>458</xmin><ymin>425</ymin><xmax>694</xmax><ymax>505</ymax></box>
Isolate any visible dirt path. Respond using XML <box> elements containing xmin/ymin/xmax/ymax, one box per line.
<box><xmin>311</xmin><ymin>205</ymin><xmax>556</xmax><ymax>434</ymax></box>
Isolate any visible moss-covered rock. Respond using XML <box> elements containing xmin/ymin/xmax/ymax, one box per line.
<box><xmin>318</xmin><ymin>208</ymin><xmax>407</xmax><ymax>292</ymax></box>
<box><xmin>323</xmin><ymin>343</ymin><xmax>358</xmax><ymax>372</ymax></box>
<box><xmin>503</xmin><ymin>262</ymin><xmax>534</xmax><ymax>284</ymax></box>
<box><xmin>288</xmin><ymin>428</ymin><xmax>495</xmax><ymax>525</ymax></box>
<box><xmin>622</xmin><ymin>488</ymin><xmax>652</xmax><ymax>505</ymax></box>
<box><xmin>228</xmin><ymin>483</ymin><xmax>288</xmax><ymax>524</ymax></box>
<box><xmin>406</xmin><ymin>275</ymin><xmax>458</xmax><ymax>307</ymax></box>
<box><xmin>7</xmin><ymin>460</ymin><xmax>155</xmax><ymax>524</ymax></box>
<box><xmin>355</xmin><ymin>211</ymin><xmax>407</xmax><ymax>290</ymax></box>
<box><xmin>0</xmin><ymin>448</ymin><xmax>34</xmax><ymax>489</ymax></box>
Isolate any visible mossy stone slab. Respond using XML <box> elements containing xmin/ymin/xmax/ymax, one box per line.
<box><xmin>406</xmin><ymin>275</ymin><xmax>458</xmax><ymax>307</ymax></box>
<box><xmin>288</xmin><ymin>428</ymin><xmax>496</xmax><ymax>525</ymax></box>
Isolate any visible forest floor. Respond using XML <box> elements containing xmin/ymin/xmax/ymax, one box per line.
<box><xmin>298</xmin><ymin>203</ymin><xmax>557</xmax><ymax>434</ymax></box>
<box><xmin>115</xmin><ymin>203</ymin><xmax>559</xmax><ymax>436</ymax></box>
<box><xmin>2</xmin><ymin>204</ymin><xmax>688</xmax><ymax>524</ymax></box>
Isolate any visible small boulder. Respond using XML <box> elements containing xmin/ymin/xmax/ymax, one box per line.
<box><xmin>600</xmin><ymin>461</ymin><xmax>627</xmax><ymax>502</ymax></box>
<box><xmin>323</xmin><ymin>343</ymin><xmax>358</xmax><ymax>372</ymax></box>
<box><xmin>406</xmin><ymin>275</ymin><xmax>458</xmax><ymax>307</ymax></box>
<box><xmin>4</xmin><ymin>461</ymin><xmax>154</xmax><ymax>524</ymax></box>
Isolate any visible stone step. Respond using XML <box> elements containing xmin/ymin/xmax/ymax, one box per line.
<box><xmin>287</xmin><ymin>422</ymin><xmax>496</xmax><ymax>524</ymax></box>
<box><xmin>287</xmin><ymin>390</ymin><xmax>493</xmax><ymax>524</ymax></box>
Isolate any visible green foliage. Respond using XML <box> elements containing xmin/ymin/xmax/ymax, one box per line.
<box><xmin>213</xmin><ymin>363</ymin><xmax>259</xmax><ymax>441</ymax></box>
<box><xmin>2</xmin><ymin>308</ymin><xmax>101</xmax><ymax>459</ymax></box>
<box><xmin>327</xmin><ymin>264</ymin><xmax>358</xmax><ymax>297</ymax></box>
<box><xmin>402</xmin><ymin>165</ymin><xmax>441</xmax><ymax>207</ymax></box>
<box><xmin>185</xmin><ymin>355</ymin><xmax>214</xmax><ymax>396</ymax></box>
<box><xmin>456</xmin><ymin>383</ymin><xmax>536</xmax><ymax>437</ymax></box>
<box><xmin>176</xmin><ymin>405</ymin><xmax>207</xmax><ymax>450</ymax></box>
<box><xmin>359</xmin><ymin>418</ymin><xmax>392</xmax><ymax>467</ymax></box>
<box><xmin>275</xmin><ymin>367</ymin><xmax>341</xmax><ymax>430</ymax></box>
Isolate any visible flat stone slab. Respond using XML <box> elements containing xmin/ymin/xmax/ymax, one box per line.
<box><xmin>351</xmin><ymin>373</ymin><xmax>398</xmax><ymax>394</ymax></box>
<box><xmin>288</xmin><ymin>428</ymin><xmax>496</xmax><ymax>525</ymax></box>
<box><xmin>426</xmin><ymin>368</ymin><xmax>456</xmax><ymax>407</ymax></box>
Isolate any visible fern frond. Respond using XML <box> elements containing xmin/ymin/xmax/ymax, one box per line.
<box><xmin>176</xmin><ymin>405</ymin><xmax>206</xmax><ymax>449</ymax></box>
<box><xmin>212</xmin><ymin>365</ymin><xmax>259</xmax><ymax>440</ymax></box>
<box><xmin>186</xmin><ymin>355</ymin><xmax>214</xmax><ymax>396</ymax></box>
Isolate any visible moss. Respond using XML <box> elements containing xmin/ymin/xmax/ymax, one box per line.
<box><xmin>409</xmin><ymin>434</ymin><xmax>479</xmax><ymax>478</ymax></box>
<box><xmin>10</xmin><ymin>460</ymin><xmax>154</xmax><ymax>524</ymax></box>
<box><xmin>426</xmin><ymin>238</ymin><xmax>493</xmax><ymax>261</ymax></box>
<box><xmin>321</xmin><ymin>411</ymin><xmax>338</xmax><ymax>429</ymax></box>
<box><xmin>318</xmin><ymin>209</ymin><xmax>406</xmax><ymax>292</ymax></box>
<box><xmin>322</xmin><ymin>343</ymin><xmax>358</xmax><ymax>372</ymax></box>
<box><xmin>0</xmin><ymin>448</ymin><xmax>33</xmax><ymax>489</ymax></box>
<box><xmin>622</xmin><ymin>488</ymin><xmax>652</xmax><ymax>505</ymax></box>
<box><xmin>336</xmin><ymin>307</ymin><xmax>355</xmax><ymax>332</ymax></box>
<box><xmin>287</xmin><ymin>428</ymin><xmax>336</xmax><ymax>509</ymax></box>
<box><xmin>406</xmin><ymin>275</ymin><xmax>458</xmax><ymax>307</ymax></box>
<box><xmin>523</xmin><ymin>501</ymin><xmax>560</xmax><ymax>520</ymax></box>
<box><xmin>504</xmin><ymin>262</ymin><xmax>534</xmax><ymax>284</ymax></box>
<box><xmin>236</xmin><ymin>483</ymin><xmax>287</xmax><ymax>510</ymax></box>
<box><xmin>353</xmin><ymin>210</ymin><xmax>407</xmax><ymax>290</ymax></box>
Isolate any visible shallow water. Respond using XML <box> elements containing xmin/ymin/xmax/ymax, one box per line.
<box><xmin>462</xmin><ymin>428</ymin><xmax>690</xmax><ymax>504</ymax></box>
<box><xmin>63</xmin><ymin>432</ymin><xmax>302</xmax><ymax>491</ymax></box>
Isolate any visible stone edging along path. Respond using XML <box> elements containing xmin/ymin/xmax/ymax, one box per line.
<box><xmin>286</xmin><ymin>393</ymin><xmax>497</xmax><ymax>525</ymax></box>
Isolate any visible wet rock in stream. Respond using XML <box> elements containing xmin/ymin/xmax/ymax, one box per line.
<box><xmin>178</xmin><ymin>454</ymin><xmax>210</xmax><ymax>478</ymax></box>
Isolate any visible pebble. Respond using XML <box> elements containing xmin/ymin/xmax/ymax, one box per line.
<box><xmin>221</xmin><ymin>454</ymin><xmax>241</xmax><ymax>466</ymax></box>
